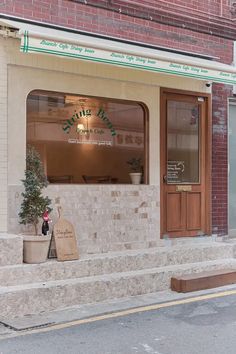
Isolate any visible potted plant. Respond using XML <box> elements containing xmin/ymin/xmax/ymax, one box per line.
<box><xmin>127</xmin><ymin>157</ymin><xmax>142</xmax><ymax>184</ymax></box>
<box><xmin>19</xmin><ymin>145</ymin><xmax>52</xmax><ymax>263</ymax></box>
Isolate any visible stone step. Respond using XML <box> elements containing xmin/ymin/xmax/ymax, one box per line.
<box><xmin>0</xmin><ymin>242</ymin><xmax>233</xmax><ymax>286</ymax></box>
<box><xmin>0</xmin><ymin>234</ymin><xmax>23</xmax><ymax>266</ymax></box>
<box><xmin>1</xmin><ymin>258</ymin><xmax>236</xmax><ymax>318</ymax></box>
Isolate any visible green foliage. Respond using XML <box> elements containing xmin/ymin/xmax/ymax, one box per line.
<box><xmin>127</xmin><ymin>157</ymin><xmax>142</xmax><ymax>172</ymax></box>
<box><xmin>19</xmin><ymin>145</ymin><xmax>52</xmax><ymax>235</ymax></box>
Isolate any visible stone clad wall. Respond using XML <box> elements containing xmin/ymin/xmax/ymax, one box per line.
<box><xmin>0</xmin><ymin>234</ymin><xmax>23</xmax><ymax>266</ymax></box>
<box><xmin>9</xmin><ymin>185</ymin><xmax>160</xmax><ymax>255</ymax></box>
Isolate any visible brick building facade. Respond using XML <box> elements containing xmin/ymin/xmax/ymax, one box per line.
<box><xmin>0</xmin><ymin>0</ymin><xmax>236</xmax><ymax>244</ymax></box>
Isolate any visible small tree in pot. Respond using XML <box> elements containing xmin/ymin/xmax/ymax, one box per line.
<box><xmin>19</xmin><ymin>145</ymin><xmax>52</xmax><ymax>263</ymax></box>
<box><xmin>127</xmin><ymin>157</ymin><xmax>142</xmax><ymax>184</ymax></box>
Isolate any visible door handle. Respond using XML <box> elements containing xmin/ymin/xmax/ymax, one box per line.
<box><xmin>163</xmin><ymin>175</ymin><xmax>167</xmax><ymax>183</ymax></box>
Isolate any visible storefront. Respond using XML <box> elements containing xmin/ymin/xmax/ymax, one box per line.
<box><xmin>1</xmin><ymin>16</ymin><xmax>236</xmax><ymax>254</ymax></box>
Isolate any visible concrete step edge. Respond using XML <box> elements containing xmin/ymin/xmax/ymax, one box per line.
<box><xmin>0</xmin><ymin>240</ymin><xmax>233</xmax><ymax>269</ymax></box>
<box><xmin>0</xmin><ymin>242</ymin><xmax>234</xmax><ymax>286</ymax></box>
<box><xmin>0</xmin><ymin>242</ymin><xmax>233</xmax><ymax>271</ymax></box>
<box><xmin>1</xmin><ymin>258</ymin><xmax>236</xmax><ymax>318</ymax></box>
<box><xmin>1</xmin><ymin>258</ymin><xmax>236</xmax><ymax>294</ymax></box>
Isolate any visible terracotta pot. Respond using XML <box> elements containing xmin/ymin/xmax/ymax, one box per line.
<box><xmin>23</xmin><ymin>235</ymin><xmax>51</xmax><ymax>264</ymax></box>
<box><xmin>129</xmin><ymin>172</ymin><xmax>142</xmax><ymax>185</ymax></box>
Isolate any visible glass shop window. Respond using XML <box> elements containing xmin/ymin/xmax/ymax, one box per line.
<box><xmin>27</xmin><ymin>90</ymin><xmax>147</xmax><ymax>184</ymax></box>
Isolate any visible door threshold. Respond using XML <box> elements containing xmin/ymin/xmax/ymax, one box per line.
<box><xmin>162</xmin><ymin>235</ymin><xmax>218</xmax><ymax>246</ymax></box>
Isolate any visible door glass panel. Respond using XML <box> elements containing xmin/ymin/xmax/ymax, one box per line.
<box><xmin>229</xmin><ymin>104</ymin><xmax>236</xmax><ymax>231</ymax></box>
<box><xmin>167</xmin><ymin>100</ymin><xmax>199</xmax><ymax>184</ymax></box>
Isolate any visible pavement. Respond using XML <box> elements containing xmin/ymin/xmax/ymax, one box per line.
<box><xmin>2</xmin><ymin>283</ymin><xmax>236</xmax><ymax>339</ymax></box>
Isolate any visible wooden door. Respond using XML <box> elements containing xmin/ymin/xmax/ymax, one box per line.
<box><xmin>160</xmin><ymin>90</ymin><xmax>211</xmax><ymax>238</ymax></box>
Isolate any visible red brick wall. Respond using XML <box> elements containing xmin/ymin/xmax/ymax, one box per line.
<box><xmin>212</xmin><ymin>83</ymin><xmax>232</xmax><ymax>235</ymax></box>
<box><xmin>0</xmin><ymin>1</ymin><xmax>234</xmax><ymax>63</ymax></box>
<box><xmin>127</xmin><ymin>0</ymin><xmax>231</xmax><ymax>17</ymax></box>
<box><xmin>2</xmin><ymin>0</ymin><xmax>233</xmax><ymax>20</ymax></box>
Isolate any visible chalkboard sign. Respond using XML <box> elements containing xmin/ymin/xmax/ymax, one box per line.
<box><xmin>53</xmin><ymin>208</ymin><xmax>79</xmax><ymax>261</ymax></box>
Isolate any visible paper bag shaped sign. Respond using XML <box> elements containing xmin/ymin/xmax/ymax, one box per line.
<box><xmin>53</xmin><ymin>217</ymin><xmax>79</xmax><ymax>261</ymax></box>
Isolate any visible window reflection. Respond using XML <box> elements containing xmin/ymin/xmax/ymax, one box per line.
<box><xmin>27</xmin><ymin>91</ymin><xmax>146</xmax><ymax>184</ymax></box>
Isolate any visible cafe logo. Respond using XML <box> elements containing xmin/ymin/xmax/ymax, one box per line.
<box><xmin>62</xmin><ymin>108</ymin><xmax>116</xmax><ymax>136</ymax></box>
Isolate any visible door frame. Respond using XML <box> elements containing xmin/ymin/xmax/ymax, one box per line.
<box><xmin>160</xmin><ymin>87</ymin><xmax>212</xmax><ymax>238</ymax></box>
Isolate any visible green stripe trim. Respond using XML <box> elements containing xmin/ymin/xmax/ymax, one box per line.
<box><xmin>27</xmin><ymin>31</ymin><xmax>29</xmax><ymax>52</ymax></box>
<box><xmin>22</xmin><ymin>31</ymin><xmax>26</xmax><ymax>52</ymax></box>
<box><xmin>22</xmin><ymin>31</ymin><xmax>29</xmax><ymax>53</ymax></box>
<box><xmin>20</xmin><ymin>45</ymin><xmax>236</xmax><ymax>85</ymax></box>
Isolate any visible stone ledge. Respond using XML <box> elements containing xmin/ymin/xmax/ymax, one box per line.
<box><xmin>0</xmin><ymin>233</ymin><xmax>23</xmax><ymax>266</ymax></box>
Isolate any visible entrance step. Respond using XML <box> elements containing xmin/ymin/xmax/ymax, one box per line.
<box><xmin>0</xmin><ymin>242</ymin><xmax>233</xmax><ymax>286</ymax></box>
<box><xmin>0</xmin><ymin>241</ymin><xmax>236</xmax><ymax>318</ymax></box>
<box><xmin>171</xmin><ymin>269</ymin><xmax>236</xmax><ymax>293</ymax></box>
<box><xmin>1</xmin><ymin>258</ymin><xmax>236</xmax><ymax>318</ymax></box>
<box><xmin>0</xmin><ymin>234</ymin><xmax>23</xmax><ymax>266</ymax></box>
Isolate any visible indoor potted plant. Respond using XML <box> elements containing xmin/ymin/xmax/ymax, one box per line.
<box><xmin>19</xmin><ymin>145</ymin><xmax>52</xmax><ymax>263</ymax></box>
<box><xmin>127</xmin><ymin>157</ymin><xmax>142</xmax><ymax>184</ymax></box>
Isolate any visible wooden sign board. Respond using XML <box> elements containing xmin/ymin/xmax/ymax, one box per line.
<box><xmin>53</xmin><ymin>217</ymin><xmax>79</xmax><ymax>261</ymax></box>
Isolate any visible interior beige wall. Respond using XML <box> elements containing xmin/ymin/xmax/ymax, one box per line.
<box><xmin>7</xmin><ymin>37</ymin><xmax>210</xmax><ymax>187</ymax></box>
<box><xmin>32</xmin><ymin>141</ymin><xmax>141</xmax><ymax>184</ymax></box>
